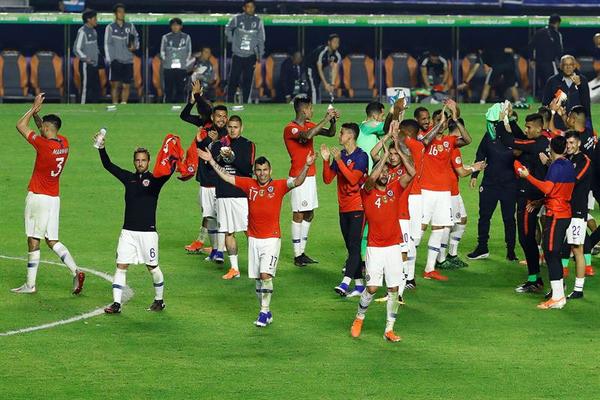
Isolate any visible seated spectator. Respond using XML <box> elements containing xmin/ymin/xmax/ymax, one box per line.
<box><xmin>190</xmin><ymin>46</ymin><xmax>217</xmax><ymax>101</ymax></box>
<box><xmin>420</xmin><ymin>51</ymin><xmax>450</xmax><ymax>93</ymax></box>
<box><xmin>480</xmin><ymin>47</ymin><xmax>524</xmax><ymax>107</ymax></box>
<box><xmin>277</xmin><ymin>51</ymin><xmax>309</xmax><ymax>103</ymax></box>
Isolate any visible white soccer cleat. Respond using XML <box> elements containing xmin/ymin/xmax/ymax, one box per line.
<box><xmin>11</xmin><ymin>283</ymin><xmax>37</xmax><ymax>294</ymax></box>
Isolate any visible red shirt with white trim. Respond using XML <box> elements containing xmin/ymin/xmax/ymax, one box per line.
<box><xmin>405</xmin><ymin>136</ymin><xmax>424</xmax><ymax>195</ymax></box>
<box><xmin>235</xmin><ymin>177</ymin><xmax>291</xmax><ymax>239</ymax></box>
<box><xmin>26</xmin><ymin>131</ymin><xmax>69</xmax><ymax>197</ymax></box>
<box><xmin>421</xmin><ymin>135</ymin><xmax>457</xmax><ymax>192</ymax></box>
<box><xmin>450</xmin><ymin>147</ymin><xmax>463</xmax><ymax>196</ymax></box>
<box><xmin>284</xmin><ymin>120</ymin><xmax>317</xmax><ymax>177</ymax></box>
<box><xmin>361</xmin><ymin>180</ymin><xmax>403</xmax><ymax>247</ymax></box>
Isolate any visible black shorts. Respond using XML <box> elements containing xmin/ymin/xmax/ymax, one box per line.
<box><xmin>487</xmin><ymin>63</ymin><xmax>518</xmax><ymax>89</ymax></box>
<box><xmin>109</xmin><ymin>60</ymin><xmax>133</xmax><ymax>84</ymax></box>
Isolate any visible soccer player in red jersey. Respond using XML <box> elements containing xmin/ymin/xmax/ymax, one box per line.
<box><xmin>198</xmin><ymin>147</ymin><xmax>315</xmax><ymax>327</ymax></box>
<box><xmin>350</xmin><ymin>143</ymin><xmax>406</xmax><ymax>342</ymax></box>
<box><xmin>516</xmin><ymin>136</ymin><xmax>575</xmax><ymax>309</ymax></box>
<box><xmin>284</xmin><ymin>96</ymin><xmax>338</xmax><ymax>267</ymax></box>
<box><xmin>12</xmin><ymin>94</ymin><xmax>85</xmax><ymax>295</ymax></box>
<box><xmin>419</xmin><ymin>100</ymin><xmax>472</xmax><ymax>281</ymax></box>
<box><xmin>321</xmin><ymin>123</ymin><xmax>369</xmax><ymax>297</ymax></box>
<box><xmin>414</xmin><ymin>106</ymin><xmax>431</xmax><ymax>137</ymax></box>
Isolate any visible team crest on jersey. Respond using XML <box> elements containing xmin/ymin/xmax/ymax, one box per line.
<box><xmin>479</xmin><ymin>186</ymin><xmax>483</xmax><ymax>193</ymax></box>
<box><xmin>291</xmin><ymin>127</ymin><xmax>299</xmax><ymax>135</ymax></box>
<box><xmin>268</xmin><ymin>186</ymin><xmax>274</xmax><ymax>193</ymax></box>
<box><xmin>387</xmin><ymin>190</ymin><xmax>394</xmax><ymax>197</ymax></box>
<box><xmin>142</xmin><ymin>179</ymin><xmax>150</xmax><ymax>187</ymax></box>
<box><xmin>455</xmin><ymin>156</ymin><xmax>462</xmax><ymax>164</ymax></box>
<box><xmin>346</xmin><ymin>159</ymin><xmax>352</xmax><ymax>166</ymax></box>
<box><xmin>443</xmin><ymin>141</ymin><xmax>449</xmax><ymax>148</ymax></box>
<box><xmin>259</xmin><ymin>189</ymin><xmax>265</xmax><ymax>197</ymax></box>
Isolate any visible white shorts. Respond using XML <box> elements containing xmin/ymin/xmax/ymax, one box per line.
<box><xmin>588</xmin><ymin>191</ymin><xmax>595</xmax><ymax>211</ymax></box>
<box><xmin>399</xmin><ymin>219</ymin><xmax>410</xmax><ymax>253</ymax></box>
<box><xmin>290</xmin><ymin>175</ymin><xmax>318</xmax><ymax>212</ymax></box>
<box><xmin>451</xmin><ymin>194</ymin><xmax>467</xmax><ymax>222</ymax></box>
<box><xmin>248</xmin><ymin>237</ymin><xmax>281</xmax><ymax>279</ymax></box>
<box><xmin>408</xmin><ymin>194</ymin><xmax>422</xmax><ymax>237</ymax></box>
<box><xmin>421</xmin><ymin>189</ymin><xmax>453</xmax><ymax>226</ymax></box>
<box><xmin>199</xmin><ymin>186</ymin><xmax>217</xmax><ymax>218</ymax></box>
<box><xmin>567</xmin><ymin>218</ymin><xmax>586</xmax><ymax>246</ymax></box>
<box><xmin>217</xmin><ymin>197</ymin><xmax>248</xmax><ymax>233</ymax></box>
<box><xmin>116</xmin><ymin>229</ymin><xmax>159</xmax><ymax>266</ymax></box>
<box><xmin>365</xmin><ymin>245</ymin><xmax>404</xmax><ymax>288</ymax></box>
<box><xmin>24</xmin><ymin>192</ymin><xmax>60</xmax><ymax>241</ymax></box>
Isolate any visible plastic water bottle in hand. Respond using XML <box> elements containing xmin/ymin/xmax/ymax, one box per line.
<box><xmin>94</xmin><ymin>128</ymin><xmax>107</xmax><ymax>149</ymax></box>
<box><xmin>328</xmin><ymin>104</ymin><xmax>336</xmax><ymax>124</ymax></box>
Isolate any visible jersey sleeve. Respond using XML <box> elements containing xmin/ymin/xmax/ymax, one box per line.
<box><xmin>405</xmin><ymin>137</ymin><xmax>424</xmax><ymax>157</ymax></box>
<box><xmin>354</xmin><ymin>152</ymin><xmax>369</xmax><ymax>174</ymax></box>
<box><xmin>26</xmin><ymin>131</ymin><xmax>41</xmax><ymax>150</ymax></box>
<box><xmin>451</xmin><ymin>148</ymin><xmax>463</xmax><ymax>169</ymax></box>
<box><xmin>284</xmin><ymin>125</ymin><xmax>300</xmax><ymax>142</ymax></box>
<box><xmin>277</xmin><ymin>179</ymin><xmax>293</xmax><ymax>194</ymax></box>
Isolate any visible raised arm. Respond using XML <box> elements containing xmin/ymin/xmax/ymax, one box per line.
<box><xmin>397</xmin><ymin>144</ymin><xmax>415</xmax><ymax>177</ymax></box>
<box><xmin>364</xmin><ymin>143</ymin><xmax>390</xmax><ymax>192</ymax></box>
<box><xmin>94</xmin><ymin>133</ymin><xmax>130</xmax><ymax>184</ymax></box>
<box><xmin>320</xmin><ymin>145</ymin><xmax>336</xmax><ymax>184</ymax></box>
<box><xmin>198</xmin><ymin>147</ymin><xmax>236</xmax><ymax>186</ymax></box>
<box><xmin>331</xmin><ymin>147</ymin><xmax>366</xmax><ymax>186</ymax></box>
<box><xmin>420</xmin><ymin>110</ymin><xmax>447</xmax><ymax>146</ymax></box>
<box><xmin>292</xmin><ymin>152</ymin><xmax>316</xmax><ymax>188</ymax></box>
<box><xmin>16</xmin><ymin>94</ymin><xmax>44</xmax><ymax>139</ymax></box>
<box><xmin>300</xmin><ymin>108</ymin><xmax>337</xmax><ymax>140</ymax></box>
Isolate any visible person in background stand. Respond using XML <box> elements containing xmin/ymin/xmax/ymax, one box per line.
<box><xmin>278</xmin><ymin>51</ymin><xmax>309</xmax><ymax>103</ymax></box>
<box><xmin>73</xmin><ymin>9</ymin><xmax>100</xmax><ymax>104</ymax></box>
<box><xmin>225</xmin><ymin>0</ymin><xmax>265</xmax><ymax>103</ymax></box>
<box><xmin>160</xmin><ymin>18</ymin><xmax>192</xmax><ymax>103</ymax></box>
<box><xmin>529</xmin><ymin>14</ymin><xmax>563</xmax><ymax>100</ymax></box>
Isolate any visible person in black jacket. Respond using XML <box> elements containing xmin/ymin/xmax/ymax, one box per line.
<box><xmin>529</xmin><ymin>14</ymin><xmax>563</xmax><ymax>99</ymax></box>
<box><xmin>180</xmin><ymin>80</ymin><xmax>229</xmax><ymax>259</ymax></box>
<box><xmin>543</xmin><ymin>55</ymin><xmax>592</xmax><ymax>131</ymax></box>
<box><xmin>210</xmin><ymin>115</ymin><xmax>256</xmax><ymax>280</ymax></box>
<box><xmin>96</xmin><ymin>133</ymin><xmax>173</xmax><ymax>315</ymax></box>
<box><xmin>498</xmin><ymin>112</ymin><xmax>550</xmax><ymax>293</ymax></box>
<box><xmin>468</xmin><ymin>122</ymin><xmax>518</xmax><ymax>261</ymax></box>
<box><xmin>277</xmin><ymin>51</ymin><xmax>308</xmax><ymax>103</ymax></box>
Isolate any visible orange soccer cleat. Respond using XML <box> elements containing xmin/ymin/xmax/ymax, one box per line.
<box><xmin>537</xmin><ymin>297</ymin><xmax>566</xmax><ymax>310</ymax></box>
<box><xmin>222</xmin><ymin>268</ymin><xmax>240</xmax><ymax>280</ymax></box>
<box><xmin>423</xmin><ymin>270</ymin><xmax>448</xmax><ymax>281</ymax></box>
<box><xmin>384</xmin><ymin>330</ymin><xmax>402</xmax><ymax>342</ymax></box>
<box><xmin>585</xmin><ymin>265</ymin><xmax>595</xmax><ymax>277</ymax></box>
<box><xmin>185</xmin><ymin>240</ymin><xmax>205</xmax><ymax>253</ymax></box>
<box><xmin>350</xmin><ymin>318</ymin><xmax>363</xmax><ymax>338</ymax></box>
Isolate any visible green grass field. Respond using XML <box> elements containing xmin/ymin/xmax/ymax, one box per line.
<box><xmin>1</xmin><ymin>103</ymin><xmax>600</xmax><ymax>399</ymax></box>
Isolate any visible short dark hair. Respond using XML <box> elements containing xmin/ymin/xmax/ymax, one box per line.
<box><xmin>169</xmin><ymin>17</ymin><xmax>183</xmax><ymax>26</ymax></box>
<box><xmin>365</xmin><ymin>101</ymin><xmax>384</xmax><ymax>117</ymax></box>
<box><xmin>569</xmin><ymin>105</ymin><xmax>587</xmax><ymax>118</ymax></box>
<box><xmin>341</xmin><ymin>122</ymin><xmax>359</xmax><ymax>140</ymax></box>
<box><xmin>413</xmin><ymin>106</ymin><xmax>429</xmax><ymax>119</ymax></box>
<box><xmin>565</xmin><ymin>130</ymin><xmax>581</xmax><ymax>141</ymax></box>
<box><xmin>213</xmin><ymin>105</ymin><xmax>228</xmax><ymax>114</ymax></box>
<box><xmin>82</xmin><ymin>9</ymin><xmax>97</xmax><ymax>23</ymax></box>
<box><xmin>550</xmin><ymin>136</ymin><xmax>567</xmax><ymax>155</ymax></box>
<box><xmin>328</xmin><ymin>33</ymin><xmax>340</xmax><ymax>42</ymax></box>
<box><xmin>448</xmin><ymin>118</ymin><xmax>465</xmax><ymax>132</ymax></box>
<box><xmin>244</xmin><ymin>0</ymin><xmax>255</xmax><ymax>4</ymax></box>
<box><xmin>293</xmin><ymin>96</ymin><xmax>311</xmax><ymax>113</ymax></box>
<box><xmin>133</xmin><ymin>147</ymin><xmax>150</xmax><ymax>161</ymax></box>
<box><xmin>432</xmin><ymin>109</ymin><xmax>449</xmax><ymax>120</ymax></box>
<box><xmin>549</xmin><ymin>14</ymin><xmax>561</xmax><ymax>25</ymax></box>
<box><xmin>537</xmin><ymin>106</ymin><xmax>552</xmax><ymax>123</ymax></box>
<box><xmin>228</xmin><ymin>115</ymin><xmax>242</xmax><ymax>125</ymax></box>
<box><xmin>525</xmin><ymin>113</ymin><xmax>544</xmax><ymax>126</ymax></box>
<box><xmin>113</xmin><ymin>3</ymin><xmax>126</xmax><ymax>13</ymax></box>
<box><xmin>254</xmin><ymin>156</ymin><xmax>271</xmax><ymax>168</ymax></box>
<box><xmin>42</xmin><ymin>114</ymin><xmax>61</xmax><ymax>131</ymax></box>
<box><xmin>399</xmin><ymin>119</ymin><xmax>419</xmax><ymax>136</ymax></box>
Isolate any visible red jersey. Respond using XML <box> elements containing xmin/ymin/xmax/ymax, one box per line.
<box><xmin>284</xmin><ymin>120</ymin><xmax>317</xmax><ymax>177</ymax></box>
<box><xmin>450</xmin><ymin>148</ymin><xmax>463</xmax><ymax>196</ymax></box>
<box><xmin>405</xmin><ymin>136</ymin><xmax>424</xmax><ymax>195</ymax></box>
<box><xmin>26</xmin><ymin>131</ymin><xmax>69</xmax><ymax>197</ymax></box>
<box><xmin>421</xmin><ymin>135</ymin><xmax>457</xmax><ymax>192</ymax></box>
<box><xmin>361</xmin><ymin>180</ymin><xmax>403</xmax><ymax>247</ymax></box>
<box><xmin>323</xmin><ymin>148</ymin><xmax>369</xmax><ymax>213</ymax></box>
<box><xmin>387</xmin><ymin>164</ymin><xmax>405</xmax><ymax>184</ymax></box>
<box><xmin>235</xmin><ymin>177</ymin><xmax>291</xmax><ymax>239</ymax></box>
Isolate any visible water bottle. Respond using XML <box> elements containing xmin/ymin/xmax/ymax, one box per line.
<box><xmin>94</xmin><ymin>128</ymin><xmax>107</xmax><ymax>149</ymax></box>
<box><xmin>328</xmin><ymin>104</ymin><xmax>336</xmax><ymax>124</ymax></box>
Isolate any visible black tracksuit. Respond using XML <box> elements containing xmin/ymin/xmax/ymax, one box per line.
<box><xmin>542</xmin><ymin>73</ymin><xmax>592</xmax><ymax>130</ymax></box>
<box><xmin>472</xmin><ymin>131</ymin><xmax>518</xmax><ymax>252</ymax></box>
<box><xmin>498</xmin><ymin>121</ymin><xmax>549</xmax><ymax>277</ymax></box>
<box><xmin>528</xmin><ymin>25</ymin><xmax>563</xmax><ymax>98</ymax></box>
<box><xmin>210</xmin><ymin>136</ymin><xmax>255</xmax><ymax>199</ymax></box>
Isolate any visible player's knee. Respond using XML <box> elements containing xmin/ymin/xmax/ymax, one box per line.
<box><xmin>387</xmin><ymin>287</ymin><xmax>399</xmax><ymax>293</ymax></box>
<box><xmin>260</xmin><ymin>273</ymin><xmax>272</xmax><ymax>280</ymax></box>
<box><xmin>303</xmin><ymin>211</ymin><xmax>314</xmax><ymax>222</ymax></box>
<box><xmin>117</xmin><ymin>264</ymin><xmax>129</xmax><ymax>270</ymax></box>
<box><xmin>27</xmin><ymin>237</ymin><xmax>41</xmax><ymax>251</ymax></box>
<box><xmin>460</xmin><ymin>217</ymin><xmax>467</xmax><ymax>225</ymax></box>
<box><xmin>366</xmin><ymin>286</ymin><xmax>378</xmax><ymax>294</ymax></box>
<box><xmin>45</xmin><ymin>239</ymin><xmax>57</xmax><ymax>249</ymax></box>
<box><xmin>292</xmin><ymin>212</ymin><xmax>303</xmax><ymax>223</ymax></box>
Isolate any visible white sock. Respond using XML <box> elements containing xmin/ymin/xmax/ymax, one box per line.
<box><xmin>398</xmin><ymin>260</ymin><xmax>408</xmax><ymax>296</ymax></box>
<box><xmin>550</xmin><ymin>279</ymin><xmax>565</xmax><ymax>300</ymax></box>
<box><xmin>292</xmin><ymin>221</ymin><xmax>302</xmax><ymax>257</ymax></box>
<box><xmin>341</xmin><ymin>276</ymin><xmax>351</xmax><ymax>286</ymax></box>
<box><xmin>412</xmin><ymin>227</ymin><xmax>423</xmax><ymax>247</ymax></box>
<box><xmin>425</xmin><ymin>229</ymin><xmax>443</xmax><ymax>273</ymax></box>
<box><xmin>51</xmin><ymin>242</ymin><xmax>78</xmax><ymax>276</ymax></box>
<box><xmin>112</xmin><ymin>268</ymin><xmax>127</xmax><ymax>304</ymax></box>
<box><xmin>26</xmin><ymin>250</ymin><xmax>40</xmax><ymax>288</ymax></box>
<box><xmin>260</xmin><ymin>278</ymin><xmax>273</xmax><ymax>313</ymax></box>
<box><xmin>301</xmin><ymin>220</ymin><xmax>311</xmax><ymax>254</ymax></box>
<box><xmin>217</xmin><ymin>232</ymin><xmax>226</xmax><ymax>252</ymax></box>
<box><xmin>574</xmin><ymin>277</ymin><xmax>585</xmax><ymax>292</ymax></box>
<box><xmin>206</xmin><ymin>217</ymin><xmax>218</xmax><ymax>247</ymax></box>
<box><xmin>150</xmin><ymin>266</ymin><xmax>164</xmax><ymax>300</ymax></box>
<box><xmin>385</xmin><ymin>290</ymin><xmax>400</xmax><ymax>332</ymax></box>
<box><xmin>197</xmin><ymin>226</ymin><xmax>208</xmax><ymax>243</ymax></box>
<box><xmin>407</xmin><ymin>237</ymin><xmax>416</xmax><ymax>280</ymax></box>
<box><xmin>356</xmin><ymin>290</ymin><xmax>374</xmax><ymax>319</ymax></box>
<box><xmin>354</xmin><ymin>279</ymin><xmax>364</xmax><ymax>287</ymax></box>
<box><xmin>255</xmin><ymin>279</ymin><xmax>262</xmax><ymax>305</ymax></box>
<box><xmin>449</xmin><ymin>223</ymin><xmax>466</xmax><ymax>256</ymax></box>
<box><xmin>437</xmin><ymin>227</ymin><xmax>450</xmax><ymax>263</ymax></box>
<box><xmin>229</xmin><ymin>254</ymin><xmax>239</xmax><ymax>271</ymax></box>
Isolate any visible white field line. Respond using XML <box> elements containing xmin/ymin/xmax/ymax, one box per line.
<box><xmin>0</xmin><ymin>255</ymin><xmax>133</xmax><ymax>337</ymax></box>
